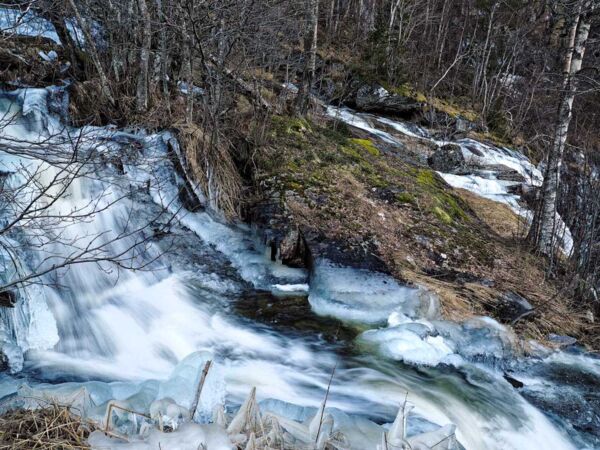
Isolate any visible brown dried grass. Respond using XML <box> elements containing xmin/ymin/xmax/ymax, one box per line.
<box><xmin>0</xmin><ymin>404</ymin><xmax>97</xmax><ymax>449</ymax></box>
<box><xmin>176</xmin><ymin>122</ymin><xmax>242</xmax><ymax>219</ymax></box>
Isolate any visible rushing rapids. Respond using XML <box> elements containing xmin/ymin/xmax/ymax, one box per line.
<box><xmin>0</xmin><ymin>87</ymin><xmax>597</xmax><ymax>449</ymax></box>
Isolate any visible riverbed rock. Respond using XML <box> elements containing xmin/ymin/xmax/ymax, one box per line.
<box><xmin>428</xmin><ymin>144</ymin><xmax>465</xmax><ymax>173</ymax></box>
<box><xmin>278</xmin><ymin>227</ymin><xmax>309</xmax><ymax>268</ymax></box>
<box><xmin>490</xmin><ymin>165</ymin><xmax>527</xmax><ymax>183</ymax></box>
<box><xmin>496</xmin><ymin>291</ymin><xmax>534</xmax><ymax>323</ymax></box>
<box><xmin>247</xmin><ymin>191</ymin><xmax>390</xmax><ymax>273</ymax></box>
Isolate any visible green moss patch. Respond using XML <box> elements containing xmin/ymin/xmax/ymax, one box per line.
<box><xmin>349</xmin><ymin>138</ymin><xmax>380</xmax><ymax>156</ymax></box>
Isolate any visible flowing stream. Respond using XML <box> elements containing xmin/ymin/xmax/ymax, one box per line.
<box><xmin>0</xmin><ymin>87</ymin><xmax>597</xmax><ymax>449</ymax></box>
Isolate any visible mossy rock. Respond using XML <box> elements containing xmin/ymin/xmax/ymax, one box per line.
<box><xmin>396</xmin><ymin>192</ymin><xmax>416</xmax><ymax>205</ymax></box>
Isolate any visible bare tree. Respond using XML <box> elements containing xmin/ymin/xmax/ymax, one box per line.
<box><xmin>295</xmin><ymin>0</ymin><xmax>319</xmax><ymax>115</ymax></box>
<box><xmin>0</xmin><ymin>92</ymin><xmax>181</xmax><ymax>296</ymax></box>
<box><xmin>529</xmin><ymin>1</ymin><xmax>595</xmax><ymax>255</ymax></box>
<box><xmin>136</xmin><ymin>0</ymin><xmax>152</xmax><ymax>112</ymax></box>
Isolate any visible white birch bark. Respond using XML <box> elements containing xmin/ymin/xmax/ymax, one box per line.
<box><xmin>532</xmin><ymin>4</ymin><xmax>592</xmax><ymax>254</ymax></box>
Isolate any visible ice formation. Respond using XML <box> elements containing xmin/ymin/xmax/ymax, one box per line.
<box><xmin>0</xmin><ymin>87</ymin><xmax>586</xmax><ymax>450</ymax></box>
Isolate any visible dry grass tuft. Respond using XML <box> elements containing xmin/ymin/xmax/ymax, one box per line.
<box><xmin>176</xmin><ymin>121</ymin><xmax>242</xmax><ymax>219</ymax></box>
<box><xmin>456</xmin><ymin>188</ymin><xmax>528</xmax><ymax>239</ymax></box>
<box><xmin>0</xmin><ymin>404</ymin><xmax>97</xmax><ymax>449</ymax></box>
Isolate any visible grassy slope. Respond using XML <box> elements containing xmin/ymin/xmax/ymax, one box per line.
<box><xmin>253</xmin><ymin>113</ymin><xmax>587</xmax><ymax>344</ymax></box>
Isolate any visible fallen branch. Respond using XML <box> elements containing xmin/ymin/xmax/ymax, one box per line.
<box><xmin>190</xmin><ymin>359</ymin><xmax>213</xmax><ymax>421</ymax></box>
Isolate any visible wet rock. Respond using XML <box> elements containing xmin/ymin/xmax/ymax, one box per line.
<box><xmin>489</xmin><ymin>165</ymin><xmax>527</xmax><ymax>183</ymax></box>
<box><xmin>0</xmin><ymin>291</ymin><xmax>16</xmax><ymax>308</ymax></box>
<box><xmin>547</xmin><ymin>334</ymin><xmax>578</xmax><ymax>347</ymax></box>
<box><xmin>279</xmin><ymin>227</ymin><xmax>308</xmax><ymax>268</ymax></box>
<box><xmin>247</xmin><ymin>192</ymin><xmax>390</xmax><ymax>274</ymax></box>
<box><xmin>427</xmin><ymin>144</ymin><xmax>465</xmax><ymax>173</ymax></box>
<box><xmin>503</xmin><ymin>372</ymin><xmax>524</xmax><ymax>388</ymax></box>
<box><xmin>352</xmin><ymin>84</ymin><xmax>424</xmax><ymax>118</ymax></box>
<box><xmin>496</xmin><ymin>291</ymin><xmax>534</xmax><ymax>323</ymax></box>
<box><xmin>519</xmin><ymin>361</ymin><xmax>600</xmax><ymax>447</ymax></box>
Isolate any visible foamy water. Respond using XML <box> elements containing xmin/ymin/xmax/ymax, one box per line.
<box><xmin>0</xmin><ymin>87</ymin><xmax>592</xmax><ymax>449</ymax></box>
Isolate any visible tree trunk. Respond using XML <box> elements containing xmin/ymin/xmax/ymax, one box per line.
<box><xmin>136</xmin><ymin>0</ymin><xmax>152</xmax><ymax>112</ymax></box>
<box><xmin>529</xmin><ymin>5</ymin><xmax>591</xmax><ymax>255</ymax></box>
<box><xmin>295</xmin><ymin>0</ymin><xmax>319</xmax><ymax>115</ymax></box>
<box><xmin>154</xmin><ymin>0</ymin><xmax>169</xmax><ymax>99</ymax></box>
<box><xmin>67</xmin><ymin>0</ymin><xmax>115</xmax><ymax>105</ymax></box>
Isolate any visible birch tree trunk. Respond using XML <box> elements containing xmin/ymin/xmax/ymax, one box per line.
<box><xmin>136</xmin><ymin>0</ymin><xmax>152</xmax><ymax>112</ymax></box>
<box><xmin>530</xmin><ymin>5</ymin><xmax>592</xmax><ymax>255</ymax></box>
<box><xmin>295</xmin><ymin>0</ymin><xmax>319</xmax><ymax>115</ymax></box>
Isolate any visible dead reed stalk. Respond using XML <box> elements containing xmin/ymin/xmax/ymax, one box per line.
<box><xmin>0</xmin><ymin>403</ymin><xmax>97</xmax><ymax>449</ymax></box>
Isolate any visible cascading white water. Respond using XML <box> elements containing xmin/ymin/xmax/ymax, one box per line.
<box><xmin>0</xmin><ymin>87</ymin><xmax>593</xmax><ymax>449</ymax></box>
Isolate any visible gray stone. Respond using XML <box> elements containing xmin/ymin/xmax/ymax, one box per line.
<box><xmin>354</xmin><ymin>84</ymin><xmax>423</xmax><ymax>117</ymax></box>
<box><xmin>548</xmin><ymin>333</ymin><xmax>578</xmax><ymax>347</ymax></box>
<box><xmin>497</xmin><ymin>291</ymin><xmax>534</xmax><ymax>323</ymax></box>
<box><xmin>428</xmin><ymin>144</ymin><xmax>465</xmax><ymax>173</ymax></box>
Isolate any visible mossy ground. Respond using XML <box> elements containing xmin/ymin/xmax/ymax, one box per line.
<box><xmin>386</xmin><ymin>83</ymin><xmax>479</xmax><ymax>122</ymax></box>
<box><xmin>253</xmin><ymin>112</ymin><xmax>588</xmax><ymax>343</ymax></box>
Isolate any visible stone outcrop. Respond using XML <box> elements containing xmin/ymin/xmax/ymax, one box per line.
<box><xmin>428</xmin><ymin>143</ymin><xmax>465</xmax><ymax>173</ymax></box>
<box><xmin>353</xmin><ymin>84</ymin><xmax>424</xmax><ymax>118</ymax></box>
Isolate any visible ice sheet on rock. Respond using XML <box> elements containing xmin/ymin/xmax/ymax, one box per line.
<box><xmin>308</xmin><ymin>259</ymin><xmax>433</xmax><ymax>324</ymax></box>
<box><xmin>361</xmin><ymin>325</ymin><xmax>459</xmax><ymax>366</ymax></box>
<box><xmin>0</xmin><ymin>8</ymin><xmax>61</xmax><ymax>44</ymax></box>
<box><xmin>87</xmin><ymin>423</ymin><xmax>233</xmax><ymax>450</ymax></box>
<box><xmin>124</xmin><ymin>137</ymin><xmax>308</xmax><ymax>293</ymax></box>
<box><xmin>438</xmin><ymin>172</ymin><xmax>525</xmax><ymax>213</ymax></box>
<box><xmin>456</xmin><ymin>139</ymin><xmax>543</xmax><ymax>186</ymax></box>
<box><xmin>375</xmin><ymin>116</ymin><xmax>430</xmax><ymax>139</ymax></box>
<box><xmin>5</xmin><ymin>353</ymin><xmax>224</xmax><ymax>431</ymax></box>
<box><xmin>0</xmin><ymin>238</ymin><xmax>59</xmax><ymax>372</ymax></box>
<box><xmin>326</xmin><ymin>106</ymin><xmax>399</xmax><ymax>144</ymax></box>
<box><xmin>432</xmin><ymin>317</ymin><xmax>515</xmax><ymax>363</ymax></box>
<box><xmin>271</xmin><ymin>283</ymin><xmax>309</xmax><ymax>296</ymax></box>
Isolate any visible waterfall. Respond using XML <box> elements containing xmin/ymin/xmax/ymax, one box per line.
<box><xmin>0</xmin><ymin>87</ymin><xmax>593</xmax><ymax>449</ymax></box>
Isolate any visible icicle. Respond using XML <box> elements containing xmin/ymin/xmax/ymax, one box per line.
<box><xmin>387</xmin><ymin>402</ymin><xmax>414</xmax><ymax>448</ymax></box>
<box><xmin>308</xmin><ymin>400</ymin><xmax>326</xmax><ymax>438</ymax></box>
<box><xmin>213</xmin><ymin>403</ymin><xmax>227</xmax><ymax>428</ymax></box>
<box><xmin>227</xmin><ymin>387</ymin><xmax>262</xmax><ymax>435</ymax></box>
<box><xmin>264</xmin><ymin>415</ymin><xmax>284</xmax><ymax>447</ymax></box>
<box><xmin>149</xmin><ymin>397</ymin><xmax>189</xmax><ymax>431</ymax></box>
<box><xmin>245</xmin><ymin>432</ymin><xmax>258</xmax><ymax>450</ymax></box>
<box><xmin>315</xmin><ymin>413</ymin><xmax>334</xmax><ymax>450</ymax></box>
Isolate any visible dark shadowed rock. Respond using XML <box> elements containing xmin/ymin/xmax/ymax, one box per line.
<box><xmin>489</xmin><ymin>165</ymin><xmax>527</xmax><ymax>183</ymax></box>
<box><xmin>247</xmin><ymin>192</ymin><xmax>390</xmax><ymax>274</ymax></box>
<box><xmin>428</xmin><ymin>144</ymin><xmax>465</xmax><ymax>173</ymax></box>
<box><xmin>0</xmin><ymin>291</ymin><xmax>16</xmax><ymax>308</ymax></box>
<box><xmin>353</xmin><ymin>84</ymin><xmax>424</xmax><ymax>118</ymax></box>
<box><xmin>496</xmin><ymin>291</ymin><xmax>534</xmax><ymax>323</ymax></box>
<box><xmin>278</xmin><ymin>227</ymin><xmax>309</xmax><ymax>268</ymax></box>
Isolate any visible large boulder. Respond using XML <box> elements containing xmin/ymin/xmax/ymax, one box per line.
<box><xmin>353</xmin><ymin>84</ymin><xmax>424</xmax><ymax>118</ymax></box>
<box><xmin>496</xmin><ymin>291</ymin><xmax>534</xmax><ymax>323</ymax></box>
<box><xmin>427</xmin><ymin>144</ymin><xmax>465</xmax><ymax>173</ymax></box>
